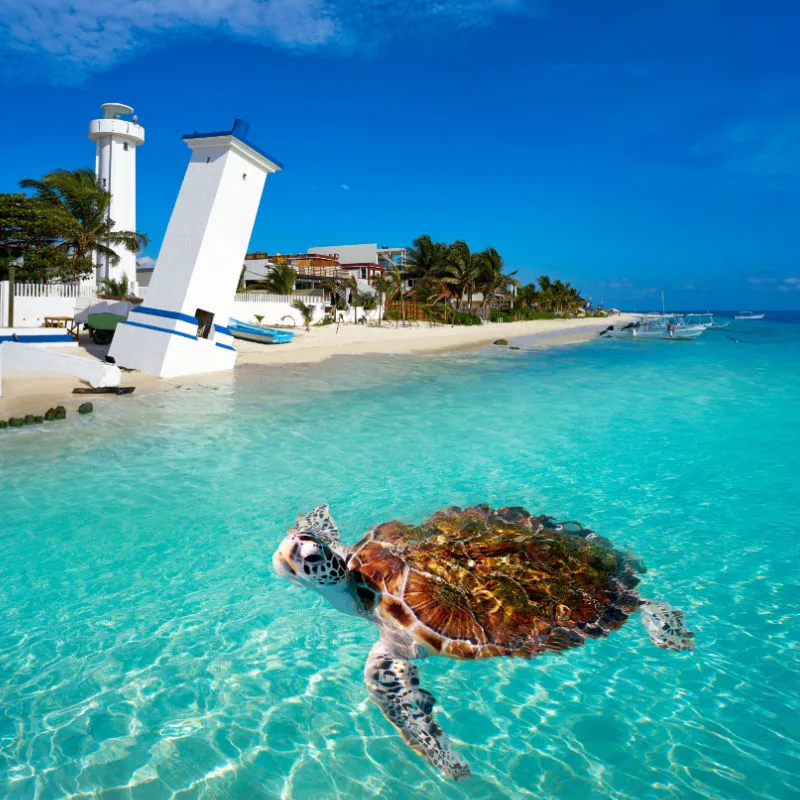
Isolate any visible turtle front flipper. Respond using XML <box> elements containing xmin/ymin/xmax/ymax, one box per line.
<box><xmin>364</xmin><ymin>639</ymin><xmax>471</xmax><ymax>781</ymax></box>
<box><xmin>639</xmin><ymin>600</ymin><xmax>695</xmax><ymax>651</ymax></box>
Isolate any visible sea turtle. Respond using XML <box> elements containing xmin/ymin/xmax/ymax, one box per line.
<box><xmin>272</xmin><ymin>504</ymin><xmax>694</xmax><ymax>780</ymax></box>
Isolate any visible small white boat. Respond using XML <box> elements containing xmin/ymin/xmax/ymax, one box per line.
<box><xmin>734</xmin><ymin>311</ymin><xmax>765</xmax><ymax>320</ymax></box>
<box><xmin>685</xmin><ymin>312</ymin><xmax>730</xmax><ymax>329</ymax></box>
<box><xmin>600</xmin><ymin>314</ymin><xmax>706</xmax><ymax>340</ymax></box>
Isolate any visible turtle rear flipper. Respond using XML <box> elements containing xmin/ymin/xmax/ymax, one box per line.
<box><xmin>639</xmin><ymin>600</ymin><xmax>695</xmax><ymax>651</ymax></box>
<box><xmin>364</xmin><ymin>639</ymin><xmax>471</xmax><ymax>781</ymax></box>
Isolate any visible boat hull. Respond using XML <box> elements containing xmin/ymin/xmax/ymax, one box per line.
<box><xmin>229</xmin><ymin>319</ymin><xmax>294</xmax><ymax>345</ymax></box>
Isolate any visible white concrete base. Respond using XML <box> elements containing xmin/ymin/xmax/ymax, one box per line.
<box><xmin>109</xmin><ymin>322</ymin><xmax>236</xmax><ymax>378</ymax></box>
<box><xmin>0</xmin><ymin>342</ymin><xmax>121</xmax><ymax>398</ymax></box>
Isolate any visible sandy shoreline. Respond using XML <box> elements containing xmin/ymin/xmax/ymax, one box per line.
<box><xmin>0</xmin><ymin>316</ymin><xmax>633</xmax><ymax>417</ymax></box>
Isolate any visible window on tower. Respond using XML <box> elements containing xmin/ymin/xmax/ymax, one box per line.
<box><xmin>195</xmin><ymin>309</ymin><xmax>215</xmax><ymax>340</ymax></box>
<box><xmin>123</xmin><ymin>142</ymin><xmax>129</xmax><ymax>151</ymax></box>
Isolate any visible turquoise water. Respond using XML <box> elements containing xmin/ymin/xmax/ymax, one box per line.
<box><xmin>2</xmin><ymin>314</ymin><xmax>799</xmax><ymax>799</ymax></box>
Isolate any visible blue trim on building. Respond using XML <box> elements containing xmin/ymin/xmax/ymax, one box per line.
<box><xmin>182</xmin><ymin>119</ymin><xmax>283</xmax><ymax>169</ymax></box>
<box><xmin>214</xmin><ymin>324</ymin><xmax>233</xmax><ymax>337</ymax></box>
<box><xmin>131</xmin><ymin>306</ymin><xmax>199</xmax><ymax>326</ymax></box>
<box><xmin>215</xmin><ymin>342</ymin><xmax>236</xmax><ymax>352</ymax></box>
<box><xmin>119</xmin><ymin>320</ymin><xmax>198</xmax><ymax>342</ymax></box>
<box><xmin>0</xmin><ymin>334</ymin><xmax>74</xmax><ymax>344</ymax></box>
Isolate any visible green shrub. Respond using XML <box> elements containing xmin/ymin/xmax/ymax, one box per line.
<box><xmin>9</xmin><ymin>417</ymin><xmax>24</xmax><ymax>428</ymax></box>
<box><xmin>489</xmin><ymin>309</ymin><xmax>515</xmax><ymax>323</ymax></box>
<box><xmin>78</xmin><ymin>402</ymin><xmax>94</xmax><ymax>415</ymax></box>
<box><xmin>23</xmin><ymin>414</ymin><xmax>35</xmax><ymax>425</ymax></box>
<box><xmin>44</xmin><ymin>408</ymin><xmax>57</xmax><ymax>421</ymax></box>
<box><xmin>451</xmin><ymin>311</ymin><xmax>482</xmax><ymax>326</ymax></box>
<box><xmin>0</xmin><ymin>420</ymin><xmax>7</xmax><ymax>429</ymax></box>
<box><xmin>33</xmin><ymin>415</ymin><xmax>44</xmax><ymax>424</ymax></box>
<box><xmin>54</xmin><ymin>406</ymin><xmax>67</xmax><ymax>420</ymax></box>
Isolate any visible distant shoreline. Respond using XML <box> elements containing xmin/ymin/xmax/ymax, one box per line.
<box><xmin>0</xmin><ymin>316</ymin><xmax>635</xmax><ymax>418</ymax></box>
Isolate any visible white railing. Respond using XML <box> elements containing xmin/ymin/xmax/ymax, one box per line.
<box><xmin>13</xmin><ymin>281</ymin><xmax>97</xmax><ymax>299</ymax></box>
<box><xmin>233</xmin><ymin>292</ymin><xmax>325</xmax><ymax>304</ymax></box>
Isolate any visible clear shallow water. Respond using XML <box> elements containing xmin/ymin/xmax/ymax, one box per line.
<box><xmin>1</xmin><ymin>313</ymin><xmax>799</xmax><ymax>799</ymax></box>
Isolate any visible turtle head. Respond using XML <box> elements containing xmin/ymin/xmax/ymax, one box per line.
<box><xmin>272</xmin><ymin>505</ymin><xmax>360</xmax><ymax>615</ymax></box>
<box><xmin>273</xmin><ymin>530</ymin><xmax>347</xmax><ymax>588</ymax></box>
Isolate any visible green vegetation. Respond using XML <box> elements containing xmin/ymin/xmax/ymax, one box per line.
<box><xmin>292</xmin><ymin>299</ymin><xmax>315</xmax><ymax>332</ymax></box>
<box><xmin>248</xmin><ymin>263</ymin><xmax>297</xmax><ymax>295</ymax></box>
<box><xmin>1</xmin><ymin>168</ymin><xmax>149</xmax><ymax>282</ymax></box>
<box><xmin>77</xmin><ymin>402</ymin><xmax>94</xmax><ymax>415</ymax></box>
<box><xmin>375</xmin><ymin>234</ymin><xmax>588</xmax><ymax>326</ymax></box>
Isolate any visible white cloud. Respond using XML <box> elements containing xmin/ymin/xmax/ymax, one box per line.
<box><xmin>340</xmin><ymin>183</ymin><xmax>350</xmax><ymax>190</ymax></box>
<box><xmin>785</xmin><ymin>277</ymin><xmax>800</xmax><ymax>285</ymax></box>
<box><xmin>747</xmin><ymin>277</ymin><xmax>777</xmax><ymax>284</ymax></box>
<box><xmin>137</xmin><ymin>255</ymin><xmax>157</xmax><ymax>268</ymax></box>
<box><xmin>0</xmin><ymin>0</ymin><xmax>543</xmax><ymax>79</ymax></box>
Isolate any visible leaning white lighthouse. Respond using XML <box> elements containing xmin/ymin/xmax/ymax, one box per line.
<box><xmin>88</xmin><ymin>103</ymin><xmax>144</xmax><ymax>290</ymax></box>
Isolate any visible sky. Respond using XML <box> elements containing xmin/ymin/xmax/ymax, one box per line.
<box><xmin>0</xmin><ymin>0</ymin><xmax>798</xmax><ymax>310</ymax></box>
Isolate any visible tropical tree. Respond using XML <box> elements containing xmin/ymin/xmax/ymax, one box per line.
<box><xmin>371</xmin><ymin>273</ymin><xmax>392</xmax><ymax>325</ymax></box>
<box><xmin>406</xmin><ymin>234</ymin><xmax>449</xmax><ymax>282</ymax></box>
<box><xmin>19</xmin><ymin>168</ymin><xmax>149</xmax><ymax>281</ymax></box>
<box><xmin>291</xmin><ymin>299</ymin><xmax>315</xmax><ymax>332</ymax></box>
<box><xmin>387</xmin><ymin>266</ymin><xmax>407</xmax><ymax>327</ymax></box>
<box><xmin>99</xmin><ymin>274</ymin><xmax>131</xmax><ymax>299</ymax></box>
<box><xmin>0</xmin><ymin>193</ymin><xmax>71</xmax><ymax>280</ymax></box>
<box><xmin>442</xmin><ymin>240</ymin><xmax>481</xmax><ymax>312</ymax></box>
<box><xmin>321</xmin><ymin>274</ymin><xmax>351</xmax><ymax>319</ymax></box>
<box><xmin>248</xmin><ymin>263</ymin><xmax>297</xmax><ymax>294</ymax></box>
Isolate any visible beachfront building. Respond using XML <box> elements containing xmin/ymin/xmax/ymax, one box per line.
<box><xmin>307</xmin><ymin>244</ymin><xmax>407</xmax><ymax>281</ymax></box>
<box><xmin>243</xmin><ymin>244</ymin><xmax>407</xmax><ymax>294</ymax></box>
<box><xmin>88</xmin><ymin>103</ymin><xmax>144</xmax><ymax>291</ymax></box>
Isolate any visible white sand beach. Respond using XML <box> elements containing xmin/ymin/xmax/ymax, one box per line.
<box><xmin>0</xmin><ymin>316</ymin><xmax>633</xmax><ymax>417</ymax></box>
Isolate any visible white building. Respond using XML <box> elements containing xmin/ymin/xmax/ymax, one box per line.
<box><xmin>88</xmin><ymin>103</ymin><xmax>144</xmax><ymax>291</ymax></box>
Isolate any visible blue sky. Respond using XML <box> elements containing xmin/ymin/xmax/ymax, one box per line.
<box><xmin>1</xmin><ymin>0</ymin><xmax>798</xmax><ymax>309</ymax></box>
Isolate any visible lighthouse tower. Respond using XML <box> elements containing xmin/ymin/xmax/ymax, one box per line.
<box><xmin>109</xmin><ymin>119</ymin><xmax>282</xmax><ymax>378</ymax></box>
<box><xmin>88</xmin><ymin>103</ymin><xmax>144</xmax><ymax>290</ymax></box>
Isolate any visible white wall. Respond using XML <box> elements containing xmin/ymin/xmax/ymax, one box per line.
<box><xmin>231</xmin><ymin>293</ymin><xmax>327</xmax><ymax>326</ymax></box>
<box><xmin>0</xmin><ymin>282</ymin><xmax>97</xmax><ymax>327</ymax></box>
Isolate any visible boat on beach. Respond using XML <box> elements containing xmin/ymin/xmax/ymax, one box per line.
<box><xmin>228</xmin><ymin>319</ymin><xmax>294</xmax><ymax>344</ymax></box>
<box><xmin>734</xmin><ymin>311</ymin><xmax>765</xmax><ymax>320</ymax></box>
<box><xmin>600</xmin><ymin>314</ymin><xmax>706</xmax><ymax>340</ymax></box>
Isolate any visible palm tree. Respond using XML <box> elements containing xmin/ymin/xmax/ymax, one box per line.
<box><xmin>99</xmin><ymin>274</ymin><xmax>131</xmax><ymax>299</ymax></box>
<box><xmin>406</xmin><ymin>234</ymin><xmax>448</xmax><ymax>281</ymax></box>
<box><xmin>343</xmin><ymin>273</ymin><xmax>359</xmax><ymax>323</ymax></box>
<box><xmin>291</xmin><ymin>299</ymin><xmax>315</xmax><ymax>332</ymax></box>
<box><xmin>248</xmin><ymin>263</ymin><xmax>297</xmax><ymax>294</ymax></box>
<box><xmin>442</xmin><ymin>240</ymin><xmax>481</xmax><ymax>312</ymax></box>
<box><xmin>20</xmin><ymin>168</ymin><xmax>148</xmax><ymax>280</ymax></box>
<box><xmin>387</xmin><ymin>266</ymin><xmax>406</xmax><ymax>327</ymax></box>
<box><xmin>371</xmin><ymin>273</ymin><xmax>392</xmax><ymax>326</ymax></box>
<box><xmin>321</xmin><ymin>274</ymin><xmax>349</xmax><ymax>319</ymax></box>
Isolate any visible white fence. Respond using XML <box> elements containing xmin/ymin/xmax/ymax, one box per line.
<box><xmin>12</xmin><ymin>282</ymin><xmax>97</xmax><ymax>298</ymax></box>
<box><xmin>232</xmin><ymin>292</ymin><xmax>328</xmax><ymax>326</ymax></box>
<box><xmin>0</xmin><ymin>281</ymin><xmax>337</xmax><ymax>329</ymax></box>
<box><xmin>0</xmin><ymin>281</ymin><xmax>99</xmax><ymax>327</ymax></box>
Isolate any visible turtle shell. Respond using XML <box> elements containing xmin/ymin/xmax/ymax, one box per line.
<box><xmin>346</xmin><ymin>505</ymin><xmax>643</xmax><ymax>660</ymax></box>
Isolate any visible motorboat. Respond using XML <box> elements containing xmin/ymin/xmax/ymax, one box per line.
<box><xmin>228</xmin><ymin>318</ymin><xmax>294</xmax><ymax>344</ymax></box>
<box><xmin>685</xmin><ymin>313</ymin><xmax>730</xmax><ymax>329</ymax></box>
<box><xmin>734</xmin><ymin>311</ymin><xmax>765</xmax><ymax>320</ymax></box>
<box><xmin>600</xmin><ymin>314</ymin><xmax>706</xmax><ymax>340</ymax></box>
